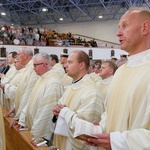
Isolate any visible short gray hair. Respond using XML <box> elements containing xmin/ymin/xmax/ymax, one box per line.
<box><xmin>33</xmin><ymin>52</ymin><xmax>50</xmax><ymax>65</ymax></box>
<box><xmin>19</xmin><ymin>47</ymin><xmax>33</xmax><ymax>56</ymax></box>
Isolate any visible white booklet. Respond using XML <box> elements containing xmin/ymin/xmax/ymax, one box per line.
<box><xmin>18</xmin><ymin>127</ymin><xmax>28</xmax><ymax>132</ymax></box>
<box><xmin>54</xmin><ymin>114</ymin><xmax>69</xmax><ymax>137</ymax></box>
<box><xmin>30</xmin><ymin>138</ymin><xmax>47</xmax><ymax>147</ymax></box>
<box><xmin>73</xmin><ymin>119</ymin><xmax>102</xmax><ymax>141</ymax></box>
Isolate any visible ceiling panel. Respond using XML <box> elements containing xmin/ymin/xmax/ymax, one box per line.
<box><xmin>0</xmin><ymin>0</ymin><xmax>149</xmax><ymax>25</ymax></box>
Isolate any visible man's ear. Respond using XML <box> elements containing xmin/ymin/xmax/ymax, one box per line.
<box><xmin>142</xmin><ymin>22</ymin><xmax>150</xmax><ymax>35</ymax></box>
<box><xmin>109</xmin><ymin>69</ymin><xmax>113</xmax><ymax>75</ymax></box>
<box><xmin>79</xmin><ymin>61</ymin><xmax>85</xmax><ymax>70</ymax></box>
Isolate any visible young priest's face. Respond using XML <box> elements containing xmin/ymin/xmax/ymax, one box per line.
<box><xmin>65</xmin><ymin>52</ymin><xmax>81</xmax><ymax>80</ymax></box>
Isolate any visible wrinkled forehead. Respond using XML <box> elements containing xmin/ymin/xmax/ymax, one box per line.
<box><xmin>120</xmin><ymin>10</ymin><xmax>140</xmax><ymax>23</ymax></box>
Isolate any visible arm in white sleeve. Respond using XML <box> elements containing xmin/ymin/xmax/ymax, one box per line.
<box><xmin>54</xmin><ymin>107</ymin><xmax>80</xmax><ymax>137</ymax></box>
<box><xmin>110</xmin><ymin>132</ymin><xmax>129</xmax><ymax>150</ymax></box>
<box><xmin>99</xmin><ymin>111</ymin><xmax>129</xmax><ymax>150</ymax></box>
<box><xmin>4</xmin><ymin>84</ymin><xmax>17</xmax><ymax>99</ymax></box>
<box><xmin>99</xmin><ymin>111</ymin><xmax>107</xmax><ymax>132</ymax></box>
<box><xmin>18</xmin><ymin>104</ymin><xmax>27</xmax><ymax>127</ymax></box>
<box><xmin>54</xmin><ymin>107</ymin><xmax>72</xmax><ymax>136</ymax></box>
<box><xmin>59</xmin><ymin>107</ymin><xmax>102</xmax><ymax>135</ymax></box>
<box><xmin>61</xmin><ymin>107</ymin><xmax>79</xmax><ymax>130</ymax></box>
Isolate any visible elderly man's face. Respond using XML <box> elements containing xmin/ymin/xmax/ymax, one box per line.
<box><xmin>117</xmin><ymin>11</ymin><xmax>143</xmax><ymax>55</ymax></box>
<box><xmin>33</xmin><ymin>58</ymin><xmax>47</xmax><ymax>76</ymax></box>
<box><xmin>14</xmin><ymin>59</ymin><xmax>24</xmax><ymax>70</ymax></box>
<box><xmin>17</xmin><ymin>50</ymin><xmax>26</xmax><ymax>65</ymax></box>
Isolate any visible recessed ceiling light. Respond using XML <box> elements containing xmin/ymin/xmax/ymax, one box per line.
<box><xmin>42</xmin><ymin>8</ymin><xmax>48</xmax><ymax>12</ymax></box>
<box><xmin>1</xmin><ymin>12</ymin><xmax>6</xmax><ymax>16</ymax></box>
<box><xmin>59</xmin><ymin>18</ymin><xmax>63</xmax><ymax>21</ymax></box>
<box><xmin>98</xmin><ymin>15</ymin><xmax>103</xmax><ymax>18</ymax></box>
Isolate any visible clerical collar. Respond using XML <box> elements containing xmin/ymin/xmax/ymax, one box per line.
<box><xmin>72</xmin><ymin>77</ymin><xmax>83</xmax><ymax>84</ymax></box>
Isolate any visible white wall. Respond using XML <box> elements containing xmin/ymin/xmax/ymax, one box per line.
<box><xmin>44</xmin><ymin>20</ymin><xmax>119</xmax><ymax>44</ymax></box>
<box><xmin>0</xmin><ymin>45</ymin><xmax>128</xmax><ymax>60</ymax></box>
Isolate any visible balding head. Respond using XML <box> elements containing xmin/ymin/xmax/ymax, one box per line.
<box><xmin>127</xmin><ymin>7</ymin><xmax>150</xmax><ymax>22</ymax></box>
<box><xmin>117</xmin><ymin>7</ymin><xmax>150</xmax><ymax>55</ymax></box>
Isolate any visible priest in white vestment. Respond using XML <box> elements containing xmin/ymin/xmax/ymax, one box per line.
<box><xmin>50</xmin><ymin>54</ymin><xmax>65</xmax><ymax>79</ymax></box>
<box><xmin>78</xmin><ymin>8</ymin><xmax>150</xmax><ymax>150</ymax></box>
<box><xmin>0</xmin><ymin>51</ymin><xmax>17</xmax><ymax>84</ymax></box>
<box><xmin>52</xmin><ymin>50</ymin><xmax>104</xmax><ymax>150</ymax></box>
<box><xmin>52</xmin><ymin>8</ymin><xmax>150</xmax><ymax>150</ymax></box>
<box><xmin>96</xmin><ymin>61</ymin><xmax>116</xmax><ymax>104</ymax></box>
<box><xmin>3</xmin><ymin>59</ymin><xmax>26</xmax><ymax>110</ymax></box>
<box><xmin>88</xmin><ymin>60</ymin><xmax>102</xmax><ymax>85</ymax></box>
<box><xmin>18</xmin><ymin>52</ymin><xmax>64</xmax><ymax>142</ymax></box>
<box><xmin>0</xmin><ymin>52</ymin><xmax>17</xmax><ymax>106</ymax></box>
<box><xmin>8</xmin><ymin>47</ymin><xmax>39</xmax><ymax>126</ymax></box>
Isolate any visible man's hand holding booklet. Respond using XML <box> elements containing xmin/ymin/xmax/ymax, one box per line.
<box><xmin>73</xmin><ymin>119</ymin><xmax>102</xmax><ymax>141</ymax></box>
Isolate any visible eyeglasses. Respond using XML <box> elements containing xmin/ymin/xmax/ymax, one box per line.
<box><xmin>33</xmin><ymin>63</ymin><xmax>47</xmax><ymax>67</ymax></box>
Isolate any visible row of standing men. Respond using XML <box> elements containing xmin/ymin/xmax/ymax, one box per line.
<box><xmin>0</xmin><ymin>47</ymin><xmax>115</xmax><ymax>149</ymax></box>
<box><xmin>0</xmin><ymin>7</ymin><xmax>150</xmax><ymax>150</ymax></box>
